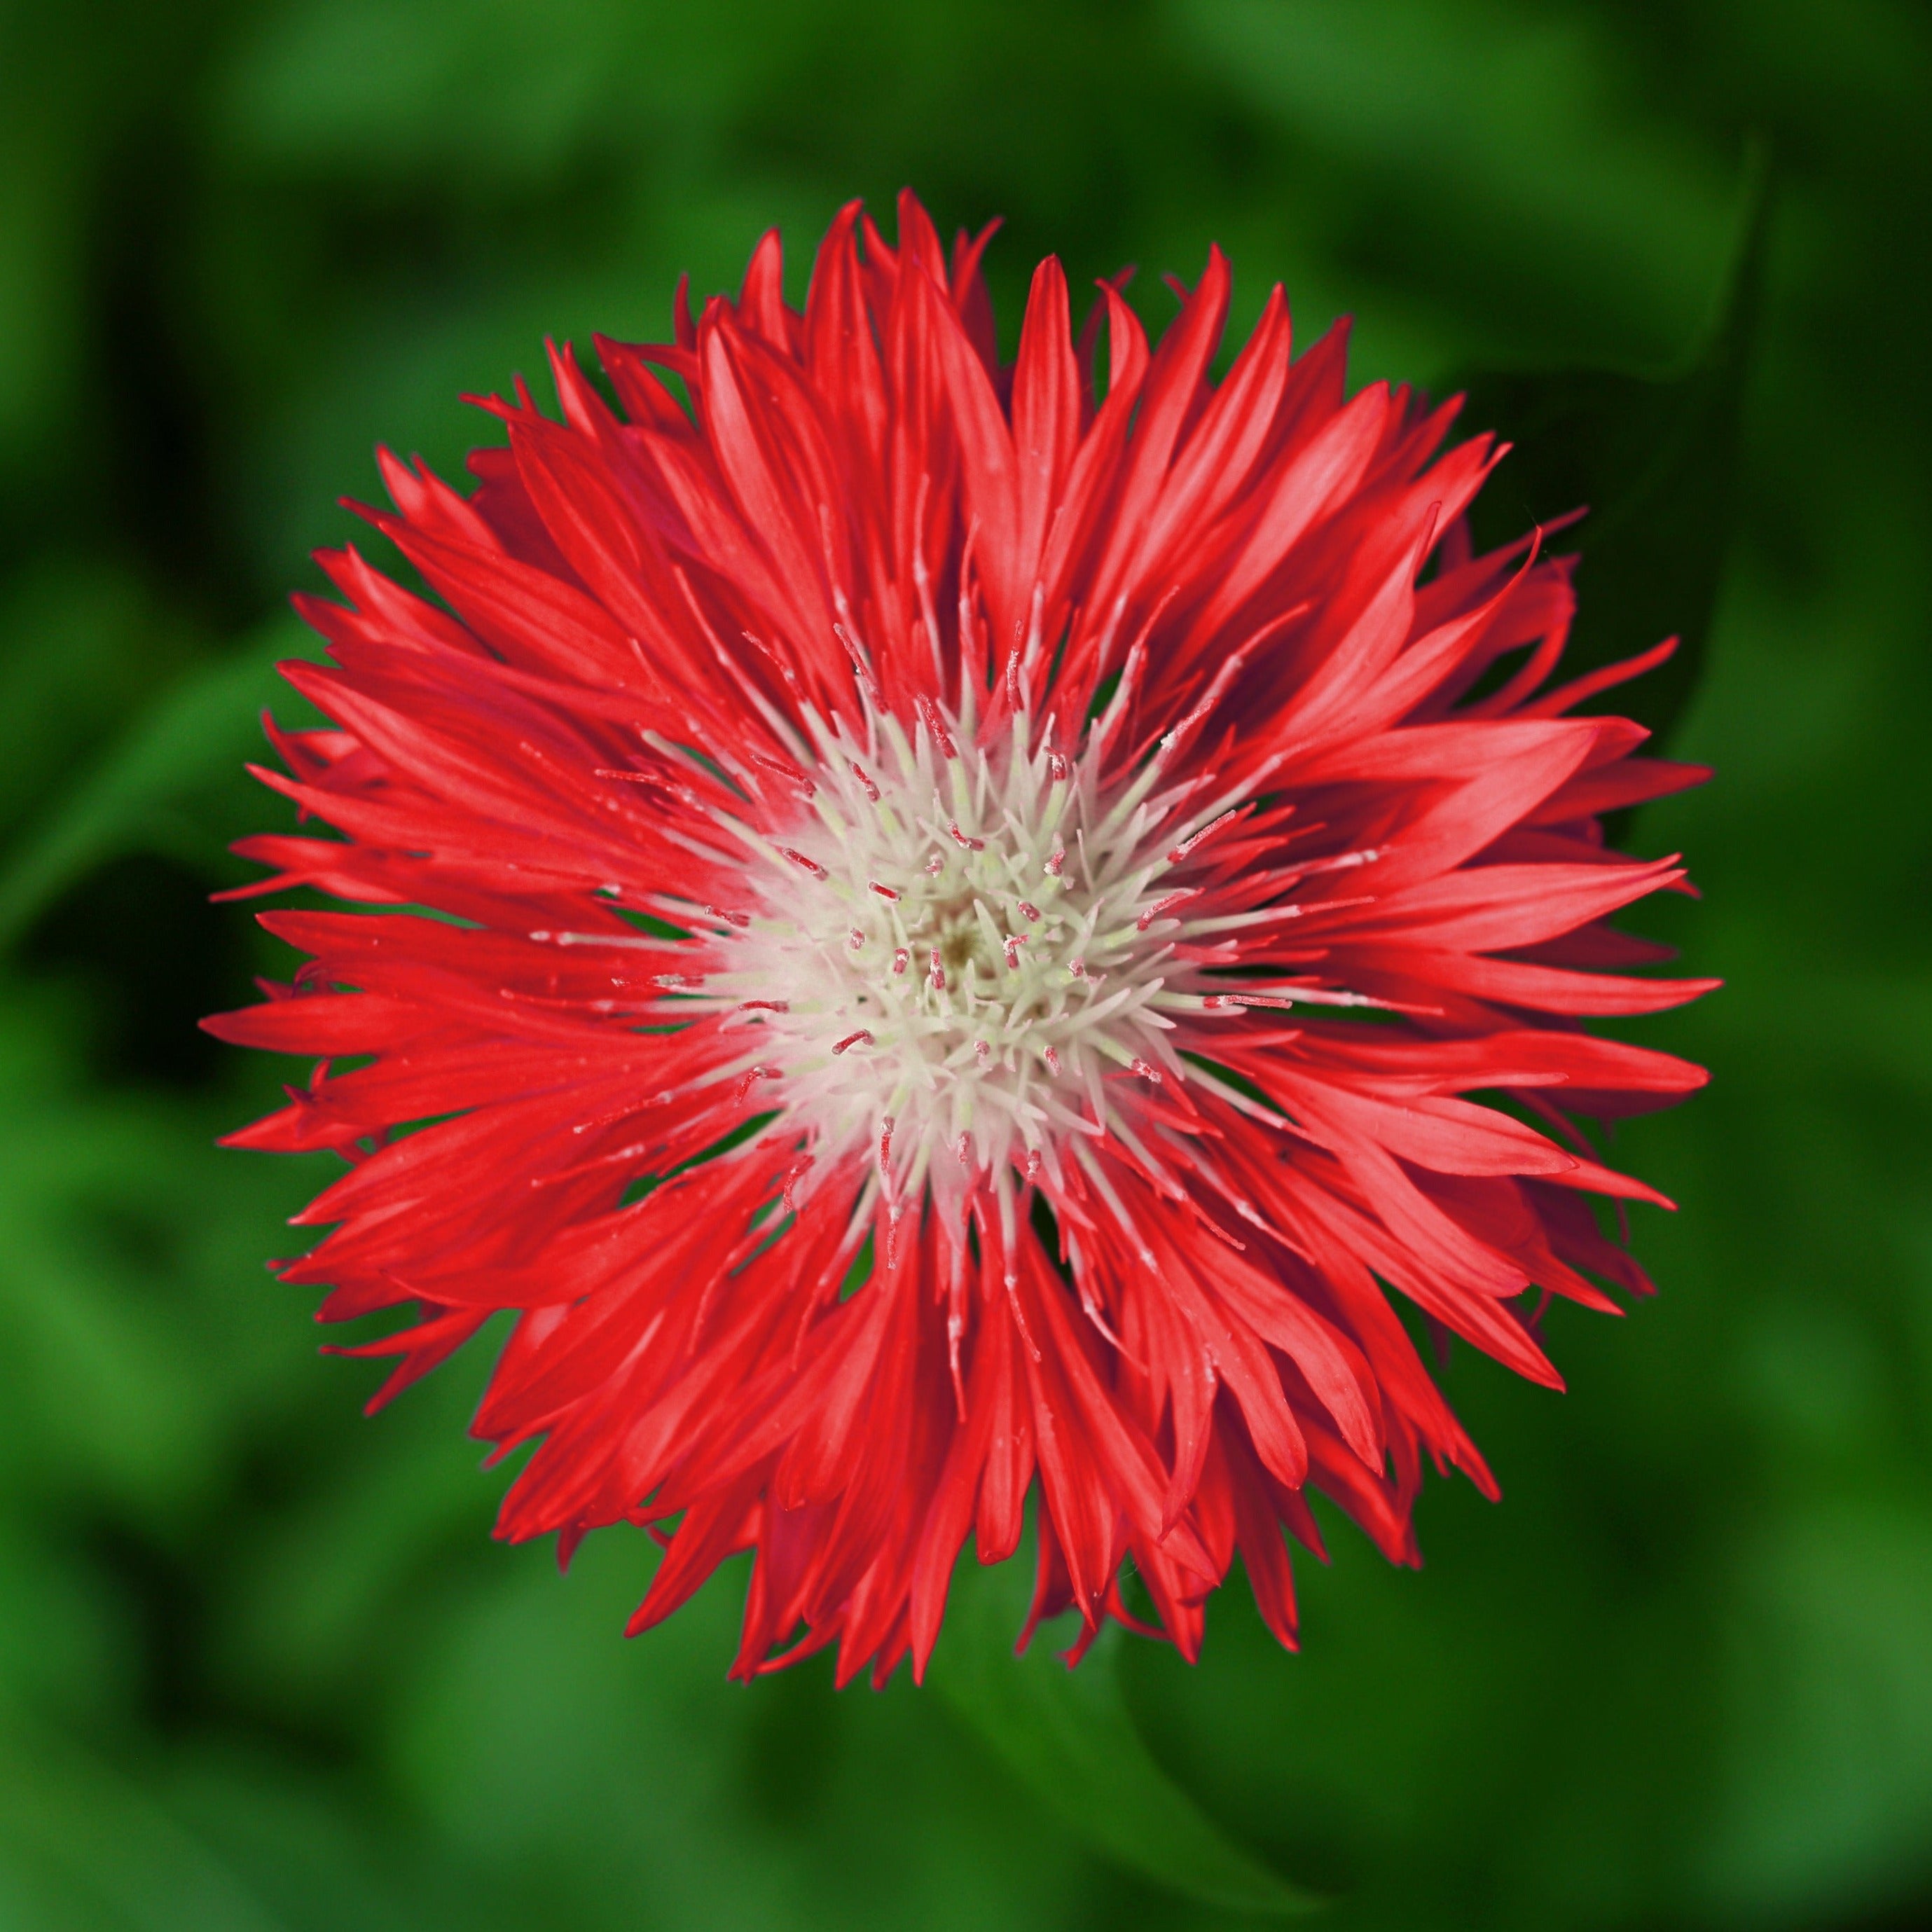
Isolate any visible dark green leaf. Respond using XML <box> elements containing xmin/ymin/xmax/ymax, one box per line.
<box><xmin>928</xmin><ymin>1555</ymin><xmax>1323</xmax><ymax>1917</ymax></box>
<box><xmin>1454</xmin><ymin>145</ymin><xmax>1771</xmax><ymax>746</ymax></box>
<box><xmin>0</xmin><ymin>621</ymin><xmax>319</xmax><ymax>954</ymax></box>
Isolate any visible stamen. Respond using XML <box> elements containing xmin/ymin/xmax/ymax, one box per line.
<box><xmin>1167</xmin><ymin>809</ymin><xmax>1238</xmax><ymax>863</ymax></box>
<box><xmin>868</xmin><ymin>881</ymin><xmax>899</xmax><ymax>900</ymax></box>
<box><xmin>849</xmin><ymin>760</ymin><xmax>881</xmax><ymax>801</ymax></box>
<box><xmin>1138</xmin><ymin>889</ymin><xmax>1199</xmax><ymax>931</ymax></box>
<box><xmin>948</xmin><ymin>1303</ymin><xmax>967</xmax><ymax>1420</ymax></box>
<box><xmin>779</xmin><ymin>847</ymin><xmax>827</xmax><ymax>880</ymax></box>
<box><xmin>832</xmin><ymin>1030</ymin><xmax>874</xmax><ymax>1054</ymax></box>
<box><xmin>916</xmin><ymin>696</ymin><xmax>958</xmax><ymax>759</ymax></box>
<box><xmin>1017</xmin><ymin>900</ymin><xmax>1042</xmax><ymax>923</ymax></box>
<box><xmin>848</xmin><ymin>927</ymin><xmax>865</xmax><ymax>950</ymax></box>
<box><xmin>1304</xmin><ymin>844</ymin><xmax>1384</xmax><ymax>874</ymax></box>
<box><xmin>751</xmin><ymin>752</ymin><xmax>815</xmax><ymax>796</ymax></box>
<box><xmin>891</xmin><ymin>947</ymin><xmax>910</xmax><ymax>975</ymax></box>
<box><xmin>946</xmin><ymin>819</ymin><xmax>985</xmax><ymax>851</ymax></box>
<box><xmin>928</xmin><ymin>950</ymin><xmax>946</xmax><ymax>991</ymax></box>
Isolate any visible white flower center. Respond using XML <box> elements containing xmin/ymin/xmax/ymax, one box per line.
<box><xmin>702</xmin><ymin>700</ymin><xmax>1203</xmax><ymax>1220</ymax></box>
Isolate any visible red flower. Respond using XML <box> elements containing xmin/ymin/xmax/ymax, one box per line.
<box><xmin>208</xmin><ymin>193</ymin><xmax>1713</xmax><ymax>1687</ymax></box>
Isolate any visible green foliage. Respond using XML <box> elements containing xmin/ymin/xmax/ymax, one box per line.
<box><xmin>930</xmin><ymin>1556</ymin><xmax>1321</xmax><ymax>1914</ymax></box>
<box><xmin>1455</xmin><ymin>149</ymin><xmax>1772</xmax><ymax>745</ymax></box>
<box><xmin>0</xmin><ymin>620</ymin><xmax>322</xmax><ymax>949</ymax></box>
<box><xmin>0</xmin><ymin>2</ymin><xmax>1927</xmax><ymax>1928</ymax></box>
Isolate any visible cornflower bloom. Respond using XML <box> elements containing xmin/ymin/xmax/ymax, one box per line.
<box><xmin>208</xmin><ymin>195</ymin><xmax>1713</xmax><ymax>1685</ymax></box>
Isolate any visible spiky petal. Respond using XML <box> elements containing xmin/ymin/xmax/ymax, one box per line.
<box><xmin>207</xmin><ymin>194</ymin><xmax>1713</xmax><ymax>1686</ymax></box>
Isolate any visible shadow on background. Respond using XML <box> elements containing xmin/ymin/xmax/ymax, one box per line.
<box><xmin>0</xmin><ymin>2</ymin><xmax>1928</xmax><ymax>1927</ymax></box>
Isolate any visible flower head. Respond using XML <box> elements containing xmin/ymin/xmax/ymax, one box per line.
<box><xmin>208</xmin><ymin>194</ymin><xmax>1713</xmax><ymax>1685</ymax></box>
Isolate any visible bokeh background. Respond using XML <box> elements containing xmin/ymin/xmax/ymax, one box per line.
<box><xmin>1</xmin><ymin>1</ymin><xmax>1928</xmax><ymax>1926</ymax></box>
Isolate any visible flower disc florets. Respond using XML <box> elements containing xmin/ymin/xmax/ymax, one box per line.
<box><xmin>712</xmin><ymin>695</ymin><xmax>1236</xmax><ymax>1229</ymax></box>
<box><xmin>209</xmin><ymin>193</ymin><xmax>1713</xmax><ymax>1688</ymax></box>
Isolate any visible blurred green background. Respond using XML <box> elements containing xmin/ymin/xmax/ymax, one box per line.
<box><xmin>1</xmin><ymin>1</ymin><xmax>1928</xmax><ymax>1926</ymax></box>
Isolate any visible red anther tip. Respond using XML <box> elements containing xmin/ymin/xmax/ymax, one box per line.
<box><xmin>1017</xmin><ymin>900</ymin><xmax>1041</xmax><ymax>923</ymax></box>
<box><xmin>849</xmin><ymin>760</ymin><xmax>881</xmax><ymax>802</ymax></box>
<box><xmin>780</xmin><ymin>847</ymin><xmax>827</xmax><ymax>879</ymax></box>
<box><xmin>891</xmin><ymin>947</ymin><xmax>910</xmax><ymax>975</ymax></box>
<box><xmin>869</xmin><ymin>881</ymin><xmax>899</xmax><ymax>900</ymax></box>
<box><xmin>832</xmin><ymin>1029</ymin><xmax>874</xmax><ymax>1054</ymax></box>
<box><xmin>917</xmin><ymin>696</ymin><xmax>959</xmax><ymax>759</ymax></box>
<box><xmin>848</xmin><ymin>928</ymin><xmax>865</xmax><ymax>949</ymax></box>
<box><xmin>928</xmin><ymin>949</ymin><xmax>946</xmax><ymax>991</ymax></box>
<box><xmin>751</xmin><ymin>752</ymin><xmax>815</xmax><ymax>796</ymax></box>
<box><xmin>1137</xmin><ymin>889</ymin><xmax>1196</xmax><ymax>932</ymax></box>
<box><xmin>1131</xmin><ymin>1058</ymin><xmax>1163</xmax><ymax>1083</ymax></box>
<box><xmin>946</xmin><ymin>820</ymin><xmax>985</xmax><ymax>851</ymax></box>
<box><xmin>738</xmin><ymin>1000</ymin><xmax>789</xmax><ymax>1013</ymax></box>
<box><xmin>1043</xmin><ymin>1044</ymin><xmax>1062</xmax><ymax>1074</ymax></box>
